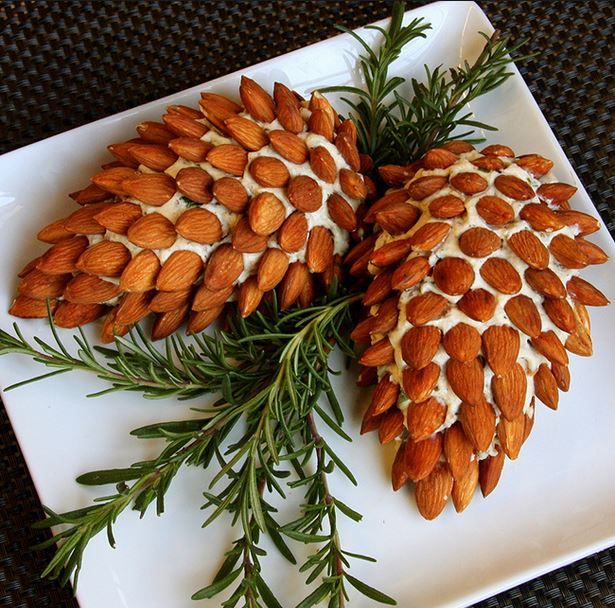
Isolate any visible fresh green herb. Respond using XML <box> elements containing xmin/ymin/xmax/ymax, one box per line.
<box><xmin>181</xmin><ymin>195</ymin><xmax>200</xmax><ymax>207</ymax></box>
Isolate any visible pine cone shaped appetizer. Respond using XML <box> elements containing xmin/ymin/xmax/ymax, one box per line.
<box><xmin>351</xmin><ymin>141</ymin><xmax>609</xmax><ymax>520</ymax></box>
<box><xmin>10</xmin><ymin>78</ymin><xmax>367</xmax><ymax>341</ymax></box>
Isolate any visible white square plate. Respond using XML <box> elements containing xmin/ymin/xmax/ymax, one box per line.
<box><xmin>1</xmin><ymin>2</ymin><xmax>614</xmax><ymax>607</ymax></box>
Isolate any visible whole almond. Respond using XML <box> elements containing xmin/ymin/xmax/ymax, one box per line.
<box><xmin>370</xmin><ymin>375</ymin><xmax>400</xmax><ymax>416</ymax></box>
<box><xmin>369</xmin><ymin>295</ymin><xmax>400</xmax><ymax>335</ymax></box>
<box><xmin>525</xmin><ymin>268</ymin><xmax>566</xmax><ymax>298</ymax></box>
<box><xmin>64</xmin><ymin>203</ymin><xmax>111</xmax><ymax>235</ymax></box>
<box><xmin>18</xmin><ymin>270</ymin><xmax>70</xmax><ymax>300</ymax></box>
<box><xmin>268</xmin><ymin>130</ymin><xmax>308</xmax><ymax>164</ymax></box>
<box><xmin>37</xmin><ymin>236</ymin><xmax>89</xmax><ymax>274</ymax></box>
<box><xmin>175</xmin><ymin>167</ymin><xmax>214</xmax><ymax>205</ymax></box>
<box><xmin>507</xmin><ymin>230</ymin><xmax>549</xmax><ymax>269</ymax></box>
<box><xmin>566</xmin><ymin>276</ymin><xmax>609</xmax><ymax>306</ymax></box>
<box><xmin>520</xmin><ymin>203</ymin><xmax>565</xmax><ymax>231</ymax></box>
<box><xmin>365</xmin><ymin>189</ymin><xmax>411</xmax><ymax>222</ymax></box>
<box><xmin>238</xmin><ymin>276</ymin><xmax>264</xmax><ymax>317</ymax></box>
<box><xmin>76</xmin><ymin>240</ymin><xmax>131</xmax><ymax>277</ymax></box>
<box><xmin>428</xmin><ymin>195</ymin><xmax>465</xmax><ymax>219</ymax></box>
<box><xmin>401</xmin><ymin>362</ymin><xmax>440</xmax><ymax>403</ymax></box>
<box><xmin>480</xmin><ymin>258</ymin><xmax>522</xmax><ymax>294</ymax></box>
<box><xmin>479</xmin><ymin>448</ymin><xmax>505</xmax><ymax>496</ymax></box>
<box><xmin>406</xmin><ymin>397</ymin><xmax>446</xmax><ymax>442</ymax></box>
<box><xmin>443</xmin><ymin>141</ymin><xmax>476</xmax><ymax>154</ymax></box>
<box><xmin>482</xmin><ymin>325</ymin><xmax>520</xmax><ymax>375</ymax></box>
<box><xmin>257</xmin><ymin>248</ymin><xmax>289</xmax><ymax>291</ymax></box>
<box><xmin>276</xmin><ymin>100</ymin><xmax>304</xmax><ymax>134</ymax></box>
<box><xmin>481</xmin><ymin>144</ymin><xmax>514</xmax><ymax>157</ymax></box>
<box><xmin>308</xmin><ymin>109</ymin><xmax>334</xmax><ymax>142</ymax></box>
<box><xmin>378</xmin><ymin>164</ymin><xmax>418</xmax><ymax>187</ymax></box>
<box><xmin>443</xmin><ymin>323</ymin><xmax>481</xmax><ymax>362</ymax></box>
<box><xmin>476</xmin><ymin>195</ymin><xmax>515</xmax><ymax>225</ymax></box>
<box><xmin>129</xmin><ymin>143</ymin><xmax>178</xmax><ymax>171</ymax></box>
<box><xmin>549</xmin><ymin>234</ymin><xmax>589</xmax><ymax>269</ymax></box>
<box><xmin>212</xmin><ymin>177</ymin><xmax>249</xmax><ymax>212</ymax></box>
<box><xmin>249</xmin><ymin>156</ymin><xmax>290</xmax><ymax>188</ymax></box>
<box><xmin>239</xmin><ymin>75</ymin><xmax>275</xmax><ymax>122</ymax></box>
<box><xmin>495</xmin><ymin>175</ymin><xmax>535</xmax><ymax>200</ymax></box>
<box><xmin>497</xmin><ymin>415</ymin><xmax>525</xmax><ymax>459</ymax></box>
<box><xmin>407</xmin><ymin>175</ymin><xmax>447</xmax><ymax>200</ymax></box>
<box><xmin>565</xmin><ymin>326</ymin><xmax>593</xmax><ymax>356</ymax></box>
<box><xmin>64</xmin><ymin>274</ymin><xmax>121</xmax><ymax>304</ymax></box>
<box><xmin>335</xmin><ymin>131</ymin><xmax>360</xmax><ymax>171</ymax></box>
<box><xmin>531</xmin><ymin>330</ymin><xmax>569</xmax><ymax>365</ymax></box>
<box><xmin>370</xmin><ymin>238</ymin><xmax>413</xmax><ymax>267</ymax></box>
<box><xmin>10</xmin><ymin>295</ymin><xmax>57</xmax><ymax>318</ymax></box>
<box><xmin>504</xmin><ymin>294</ymin><xmax>542</xmax><ymax>337</ymax></box>
<box><xmin>534</xmin><ymin>363</ymin><xmax>559</xmax><ymax>409</ymax></box>
<box><xmin>405</xmin><ymin>434</ymin><xmax>443</xmax><ymax>482</ymax></box>
<box><xmin>391</xmin><ymin>256</ymin><xmax>430</xmax><ymax>290</ymax></box>
<box><xmin>225</xmin><ymin>115</ymin><xmax>268</xmax><ymax>150</ymax></box>
<box><xmin>458</xmin><ymin>400</ymin><xmax>496</xmax><ymax>452</ymax></box>
<box><xmin>450</xmin><ymin>172</ymin><xmax>488</xmax><ymax>195</ymax></box>
<box><xmin>127</xmin><ymin>213</ymin><xmax>176</xmax><ymax>249</ymax></box>
<box><xmin>122</xmin><ymin>173</ymin><xmax>176</xmax><ymax>206</ymax></box>
<box><xmin>327</xmin><ymin>193</ymin><xmax>357</xmax><ymax>231</ymax></box>
<box><xmin>363</xmin><ymin>269</ymin><xmax>393</xmax><ymax>306</ymax></box>
<box><xmin>168</xmin><ymin>137</ymin><xmax>213</xmax><ymax>163</ymax></box>
<box><xmin>232</xmin><ymin>217</ymin><xmax>268</xmax><ymax>253</ymax></box>
<box><xmin>187</xmin><ymin>305</ymin><xmax>226</xmax><ymax>334</ymax></box>
<box><xmin>375</xmin><ymin>201</ymin><xmax>420</xmax><ymax>235</ymax></box>
<box><xmin>309</xmin><ymin>91</ymin><xmax>339</xmax><ymax>128</ymax></box>
<box><xmin>378</xmin><ymin>409</ymin><xmax>404</xmax><ymax>444</ymax></box>
<box><xmin>459</xmin><ymin>227</ymin><xmax>501</xmax><ymax>257</ymax></box>
<box><xmin>69</xmin><ymin>183</ymin><xmax>110</xmax><ymax>205</ymax></box>
<box><xmin>556</xmin><ymin>210</ymin><xmax>599</xmax><ymax>236</ymax></box>
<box><xmin>107</xmin><ymin>142</ymin><xmax>140</xmax><ymax>167</ymax></box>
<box><xmin>415</xmin><ymin>463</ymin><xmax>453</xmax><ymax>520</ymax></box>
<box><xmin>446</xmin><ymin>358</ymin><xmax>484</xmax><ymax>406</ymax></box>
<box><xmin>200</xmin><ymin>92</ymin><xmax>243</xmax><ymax>123</ymax></box>
<box><xmin>405</xmin><ymin>291</ymin><xmax>449</xmax><ymax>326</ymax></box>
<box><xmin>287</xmin><ymin>175</ymin><xmax>322</xmax><ymax>212</ymax></box>
<box><xmin>192</xmin><ymin>284</ymin><xmax>234</xmax><ymax>312</ymax></box>
<box><xmin>339</xmin><ymin>169</ymin><xmax>367</xmax><ymax>200</ymax></box>
<box><xmin>162</xmin><ymin>113</ymin><xmax>208</xmax><ymax>138</ymax></box>
<box><xmin>537</xmin><ymin>182</ymin><xmax>577</xmax><ymax>205</ymax></box>
<box><xmin>116</xmin><ymin>291</ymin><xmax>153</xmax><ymax>324</ymax></box>
<box><xmin>357</xmin><ymin>365</ymin><xmax>378</xmax><ymax>387</ymax></box>
<box><xmin>175</xmin><ymin>207</ymin><xmax>223</xmax><ymax>244</ymax></box>
<box><xmin>156</xmin><ymin>250</ymin><xmax>202</xmax><ymax>291</ymax></box>
<box><xmin>278</xmin><ymin>212</ymin><xmax>308</xmax><ymax>252</ymax></box>
<box><xmin>206</xmin><ymin>144</ymin><xmax>248</xmax><ymax>176</ymax></box>
<box><xmin>401</xmin><ymin>325</ymin><xmax>441</xmax><ymax>370</ymax></box>
<box><xmin>457</xmin><ymin>288</ymin><xmax>496</xmax><ymax>322</ymax></box>
<box><xmin>37</xmin><ymin>219</ymin><xmax>73</xmax><ymax>244</ymax></box>
<box><xmin>95</xmin><ymin>202</ymin><xmax>143</xmax><ymax>234</ymax></box>
<box><xmin>306</xmin><ymin>227</ymin><xmax>334</xmax><ymax>273</ymax></box>
<box><xmin>248</xmin><ymin>192</ymin><xmax>286</xmax><ymax>236</ymax></box>
<box><xmin>433</xmin><ymin>257</ymin><xmax>475</xmax><ymax>295</ymax></box>
<box><xmin>575</xmin><ymin>239</ymin><xmax>607</xmax><ymax>266</ymax></box>
<box><xmin>54</xmin><ymin>302</ymin><xmax>106</xmax><ymax>328</ymax></box>
<box><xmin>149</xmin><ymin>288</ymin><xmax>192</xmax><ymax>312</ymax></box>
<box><xmin>136</xmin><ymin>121</ymin><xmax>175</xmax><ymax>144</ymax></box>
<box><xmin>444</xmin><ymin>423</ymin><xmax>474</xmax><ymax>481</ymax></box>
<box><xmin>424</xmin><ymin>148</ymin><xmax>458</xmax><ymax>169</ymax></box>
<box><xmin>120</xmin><ymin>250</ymin><xmax>161</xmax><ymax>292</ymax></box>
<box><xmin>204</xmin><ymin>244</ymin><xmax>243</xmax><ymax>290</ymax></box>
<box><xmin>408</xmin><ymin>222</ymin><xmax>451</xmax><ymax>251</ymax></box>
<box><xmin>18</xmin><ymin>256</ymin><xmax>42</xmax><ymax>278</ymax></box>
<box><xmin>451</xmin><ymin>459</ymin><xmax>479</xmax><ymax>513</ymax></box>
<box><xmin>358</xmin><ymin>336</ymin><xmax>395</xmax><ymax>367</ymax></box>
<box><xmin>392</xmin><ymin>442</ymin><xmax>409</xmax><ymax>491</ymax></box>
<box><xmin>492</xmin><ymin>363</ymin><xmax>527</xmax><ymax>420</ymax></box>
<box><xmin>472</xmin><ymin>156</ymin><xmax>505</xmax><ymax>171</ymax></box>
<box><xmin>543</xmin><ymin>297</ymin><xmax>576</xmax><ymax>332</ymax></box>
<box><xmin>151</xmin><ymin>304</ymin><xmax>189</xmax><ymax>341</ymax></box>
<box><xmin>309</xmin><ymin>146</ymin><xmax>337</xmax><ymax>183</ymax></box>
<box><xmin>278</xmin><ymin>262</ymin><xmax>309</xmax><ymax>309</ymax></box>
<box><xmin>515</xmin><ymin>154</ymin><xmax>554</xmax><ymax>177</ymax></box>
<box><xmin>551</xmin><ymin>362</ymin><xmax>571</xmax><ymax>392</ymax></box>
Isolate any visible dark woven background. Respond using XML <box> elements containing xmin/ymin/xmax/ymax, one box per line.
<box><xmin>1</xmin><ymin>1</ymin><xmax>613</xmax><ymax>606</ymax></box>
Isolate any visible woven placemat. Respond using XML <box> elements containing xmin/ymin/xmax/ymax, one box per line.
<box><xmin>0</xmin><ymin>1</ymin><xmax>613</xmax><ymax>607</ymax></box>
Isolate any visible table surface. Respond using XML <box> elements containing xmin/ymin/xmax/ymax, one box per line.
<box><xmin>0</xmin><ymin>1</ymin><xmax>613</xmax><ymax>607</ymax></box>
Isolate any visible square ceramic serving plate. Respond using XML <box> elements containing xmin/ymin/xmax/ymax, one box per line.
<box><xmin>1</xmin><ymin>2</ymin><xmax>614</xmax><ymax>607</ymax></box>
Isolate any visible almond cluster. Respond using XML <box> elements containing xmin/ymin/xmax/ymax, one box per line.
<box><xmin>10</xmin><ymin>78</ymin><xmax>368</xmax><ymax>340</ymax></box>
<box><xmin>350</xmin><ymin>141</ymin><xmax>608</xmax><ymax>519</ymax></box>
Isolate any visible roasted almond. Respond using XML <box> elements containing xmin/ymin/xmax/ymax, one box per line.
<box><xmin>268</xmin><ymin>129</ymin><xmax>308</xmax><ymax>164</ymax></box>
<box><xmin>327</xmin><ymin>193</ymin><xmax>357</xmax><ymax>231</ymax></box>
<box><xmin>240</xmin><ymin>75</ymin><xmax>276</xmax><ymax>122</ymax></box>
<box><xmin>238</xmin><ymin>276</ymin><xmax>264</xmax><ymax>317</ymax></box>
<box><xmin>507</xmin><ymin>230</ymin><xmax>549</xmax><ymax>269</ymax></box>
<box><xmin>306</xmin><ymin>227</ymin><xmax>334</xmax><ymax>273</ymax></box>
<box><xmin>176</xmin><ymin>167</ymin><xmax>214</xmax><ymax>205</ymax></box>
<box><xmin>339</xmin><ymin>169</ymin><xmax>367</xmax><ymax>200</ymax></box>
<box><xmin>370</xmin><ymin>295</ymin><xmax>400</xmax><ymax>335</ymax></box>
<box><xmin>492</xmin><ymin>363</ymin><xmax>527</xmax><ymax>420</ymax></box>
<box><xmin>406</xmin><ymin>397</ymin><xmax>446</xmax><ymax>442</ymax></box>
<box><xmin>534</xmin><ymin>363</ymin><xmax>559</xmax><ymax>409</ymax></box>
<box><xmin>480</xmin><ymin>257</ymin><xmax>522</xmax><ymax>294</ymax></box>
<box><xmin>575</xmin><ymin>238</ymin><xmax>608</xmax><ymax>265</ymax></box>
<box><xmin>476</xmin><ymin>195</ymin><xmax>515</xmax><ymax>225</ymax></box>
<box><xmin>443</xmin><ymin>141</ymin><xmax>475</xmax><ymax>154</ymax></box>
<box><xmin>494</xmin><ymin>174</ymin><xmax>535</xmax><ymax>200</ymax></box>
<box><xmin>370</xmin><ymin>375</ymin><xmax>400</xmax><ymax>416</ymax></box>
<box><xmin>257</xmin><ymin>248</ymin><xmax>289</xmax><ymax>291</ymax></box>
<box><xmin>401</xmin><ymin>325</ymin><xmax>441</xmax><ymax>370</ymax></box>
<box><xmin>166</xmin><ymin>104</ymin><xmax>203</xmax><ymax>120</ymax></box>
<box><xmin>525</xmin><ymin>267</ymin><xmax>566</xmax><ymax>298</ymax></box>
<box><xmin>423</xmin><ymin>148</ymin><xmax>458</xmax><ymax>169</ymax></box>
<box><xmin>278</xmin><ymin>262</ymin><xmax>309</xmax><ymax>309</ymax></box>
<box><xmin>64</xmin><ymin>203</ymin><xmax>111</xmax><ymax>235</ymax></box>
<box><xmin>276</xmin><ymin>100</ymin><xmax>304</xmax><ymax>134</ymax></box>
<box><xmin>530</xmin><ymin>330</ymin><xmax>569</xmax><ymax>365</ymax></box>
<box><xmin>37</xmin><ymin>236</ymin><xmax>89</xmax><ymax>275</ymax></box>
<box><xmin>504</xmin><ymin>294</ymin><xmax>542</xmax><ymax>337</ymax></box>
<box><xmin>446</xmin><ymin>358</ymin><xmax>484</xmax><ymax>406</ymax></box>
<box><xmin>9</xmin><ymin>295</ymin><xmax>56</xmax><ymax>318</ymax></box>
<box><xmin>479</xmin><ymin>448</ymin><xmax>504</xmax><ymax>496</ymax></box>
<box><xmin>187</xmin><ymin>305</ymin><xmax>225</xmax><ymax>334</ymax></box>
<box><xmin>18</xmin><ymin>269</ymin><xmax>70</xmax><ymax>300</ymax></box>
<box><xmin>402</xmin><ymin>362</ymin><xmax>440</xmax><ymax>403</ymax></box>
<box><xmin>520</xmin><ymin>203</ymin><xmax>565</xmax><ymax>231</ymax></box>
<box><xmin>95</xmin><ymin>202</ymin><xmax>143</xmax><ymax>234</ymax></box>
<box><xmin>497</xmin><ymin>415</ymin><xmax>525</xmax><ymax>459</ymax></box>
<box><xmin>151</xmin><ymin>304</ymin><xmax>189</xmax><ymax>341</ymax></box>
<box><xmin>556</xmin><ymin>210</ymin><xmax>600</xmax><ymax>236</ymax></box>
<box><xmin>405</xmin><ymin>291</ymin><xmax>448</xmax><ymax>326</ymax></box>
<box><xmin>309</xmin><ymin>146</ymin><xmax>337</xmax><ymax>183</ymax></box>
<box><xmin>458</xmin><ymin>227</ymin><xmax>501</xmax><ymax>257</ymax></box>
<box><xmin>415</xmin><ymin>463</ymin><xmax>453</xmax><ymax>520</ymax></box>
<box><xmin>206</xmin><ymin>144</ymin><xmax>248</xmax><ymax>176</ymax></box>
<box><xmin>482</xmin><ymin>325</ymin><xmax>520</xmax><ymax>375</ymax></box>
<box><xmin>122</xmin><ymin>173</ymin><xmax>176</xmax><ymax>206</ymax></box>
<box><xmin>378</xmin><ymin>163</ymin><xmax>418</xmax><ymax>187</ymax></box>
<box><xmin>408</xmin><ymin>222</ymin><xmax>451</xmax><ymax>251</ymax></box>
<box><xmin>537</xmin><ymin>182</ymin><xmax>577</xmax><ymax>205</ymax></box>
<box><xmin>335</xmin><ymin>131</ymin><xmax>361</xmax><ymax>171</ymax></box>
<box><xmin>407</xmin><ymin>175</ymin><xmax>447</xmax><ymax>200</ymax></box>
<box><xmin>432</xmin><ymin>257</ymin><xmax>475</xmax><ymax>295</ymax></box>
<box><xmin>64</xmin><ymin>274</ymin><xmax>120</xmax><ymax>304</ymax></box>
<box><xmin>277</xmin><ymin>212</ymin><xmax>308</xmax><ymax>253</ymax></box>
<box><xmin>156</xmin><ymin>250</ymin><xmax>203</xmax><ymax>291</ymax></box>
<box><xmin>428</xmin><ymin>195</ymin><xmax>465</xmax><ymax>219</ymax></box>
<box><xmin>287</xmin><ymin>175</ymin><xmax>322</xmax><ymax>212</ymax></box>
<box><xmin>150</xmin><ymin>288</ymin><xmax>192</xmax><ymax>313</ymax></box>
<box><xmin>551</xmin><ymin>362</ymin><xmax>571</xmax><ymax>392</ymax></box>
<box><xmin>375</xmin><ymin>201</ymin><xmax>420</xmax><ymax>235</ymax></box>
<box><xmin>308</xmin><ymin>109</ymin><xmax>334</xmax><ymax>141</ymax></box>
<box><xmin>358</xmin><ymin>337</ymin><xmax>395</xmax><ymax>367</ymax></box>
<box><xmin>212</xmin><ymin>177</ymin><xmax>249</xmax><ymax>212</ymax></box>
<box><xmin>175</xmin><ymin>207</ymin><xmax>223</xmax><ymax>244</ymax></box>
<box><xmin>127</xmin><ymin>213</ymin><xmax>176</xmax><ymax>249</ymax></box>
<box><xmin>128</xmin><ymin>143</ymin><xmax>178</xmax><ymax>171</ymax></box>
<box><xmin>481</xmin><ymin>144</ymin><xmax>514</xmax><ymax>157</ymax></box>
<box><xmin>69</xmin><ymin>183</ymin><xmax>110</xmax><ymax>205</ymax></box>
<box><xmin>249</xmin><ymin>156</ymin><xmax>290</xmax><ymax>187</ymax></box>
<box><xmin>37</xmin><ymin>218</ymin><xmax>74</xmax><ymax>244</ymax></box>
<box><xmin>392</xmin><ymin>442</ymin><xmax>409</xmax><ymax>491</ymax></box>
<box><xmin>458</xmin><ymin>400</ymin><xmax>496</xmax><ymax>452</ymax></box>
<box><xmin>54</xmin><ymin>302</ymin><xmax>106</xmax><ymax>328</ymax></box>
<box><xmin>451</xmin><ymin>459</ymin><xmax>479</xmax><ymax>513</ymax></box>
<box><xmin>120</xmin><ymin>250</ymin><xmax>161</xmax><ymax>292</ymax></box>
<box><xmin>225</xmin><ymin>115</ymin><xmax>268</xmax><ymax>150</ymax></box>
<box><xmin>549</xmin><ymin>234</ymin><xmax>589</xmax><ymax>269</ymax></box>
<box><xmin>363</xmin><ymin>270</ymin><xmax>393</xmax><ymax>306</ymax></box>
<box><xmin>543</xmin><ymin>297</ymin><xmax>576</xmax><ymax>332</ymax></box>
<box><xmin>136</xmin><ymin>121</ymin><xmax>175</xmax><ymax>144</ymax></box>
<box><xmin>405</xmin><ymin>434</ymin><xmax>443</xmax><ymax>482</ymax></box>
<box><xmin>378</xmin><ymin>408</ymin><xmax>405</xmax><ymax>444</ymax></box>
<box><xmin>566</xmin><ymin>276</ymin><xmax>609</xmax><ymax>306</ymax></box>
<box><xmin>515</xmin><ymin>154</ymin><xmax>554</xmax><ymax>177</ymax></box>
<box><xmin>472</xmin><ymin>156</ymin><xmax>505</xmax><ymax>171</ymax></box>
<box><xmin>204</xmin><ymin>244</ymin><xmax>243</xmax><ymax>290</ymax></box>
<box><xmin>443</xmin><ymin>323</ymin><xmax>481</xmax><ymax>362</ymax></box>
<box><xmin>116</xmin><ymin>291</ymin><xmax>153</xmax><ymax>324</ymax></box>
<box><xmin>457</xmin><ymin>288</ymin><xmax>496</xmax><ymax>322</ymax></box>
<box><xmin>231</xmin><ymin>217</ymin><xmax>268</xmax><ymax>253</ymax></box>
<box><xmin>391</xmin><ymin>256</ymin><xmax>430</xmax><ymax>291</ymax></box>
<box><xmin>248</xmin><ymin>192</ymin><xmax>286</xmax><ymax>236</ymax></box>
<box><xmin>370</xmin><ymin>238</ymin><xmax>412</xmax><ymax>267</ymax></box>
<box><xmin>450</xmin><ymin>172</ymin><xmax>488</xmax><ymax>195</ymax></box>
<box><xmin>443</xmin><ymin>423</ymin><xmax>474</xmax><ymax>481</ymax></box>
<box><xmin>76</xmin><ymin>240</ymin><xmax>131</xmax><ymax>277</ymax></box>
<box><xmin>364</xmin><ymin>189</ymin><xmax>411</xmax><ymax>222</ymax></box>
